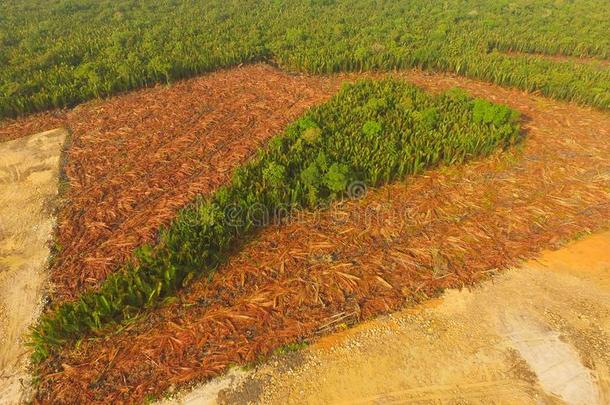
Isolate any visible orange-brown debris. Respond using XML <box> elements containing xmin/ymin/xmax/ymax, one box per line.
<box><xmin>0</xmin><ymin>110</ymin><xmax>67</xmax><ymax>144</ymax></box>
<box><xmin>35</xmin><ymin>67</ymin><xmax>610</xmax><ymax>403</ymax></box>
<box><xmin>47</xmin><ymin>65</ymin><xmax>344</xmax><ymax>301</ymax></box>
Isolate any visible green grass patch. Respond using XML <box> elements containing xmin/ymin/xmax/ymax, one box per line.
<box><xmin>31</xmin><ymin>78</ymin><xmax>521</xmax><ymax>362</ymax></box>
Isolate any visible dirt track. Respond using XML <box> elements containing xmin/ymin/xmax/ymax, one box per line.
<box><xmin>0</xmin><ymin>129</ymin><xmax>66</xmax><ymax>404</ymax></box>
<box><xmin>166</xmin><ymin>231</ymin><xmax>610</xmax><ymax>404</ymax></box>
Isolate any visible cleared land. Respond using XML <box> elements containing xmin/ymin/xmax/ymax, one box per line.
<box><xmin>26</xmin><ymin>66</ymin><xmax>609</xmax><ymax>403</ymax></box>
<box><xmin>0</xmin><ymin>129</ymin><xmax>66</xmax><ymax>403</ymax></box>
<box><xmin>183</xmin><ymin>231</ymin><xmax>610</xmax><ymax>404</ymax></box>
<box><xmin>31</xmin><ymin>75</ymin><xmax>522</xmax><ymax>358</ymax></box>
<box><xmin>31</xmin><ymin>65</ymin><xmax>340</xmax><ymax>303</ymax></box>
<box><xmin>1</xmin><ymin>3</ymin><xmax>609</xmax><ymax>404</ymax></box>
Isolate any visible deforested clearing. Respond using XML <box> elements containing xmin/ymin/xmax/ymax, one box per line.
<box><xmin>21</xmin><ymin>66</ymin><xmax>610</xmax><ymax>403</ymax></box>
<box><xmin>0</xmin><ymin>1</ymin><xmax>608</xmax><ymax>404</ymax></box>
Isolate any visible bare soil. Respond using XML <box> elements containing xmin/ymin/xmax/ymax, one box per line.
<box><xmin>33</xmin><ymin>67</ymin><xmax>610</xmax><ymax>403</ymax></box>
<box><xmin>188</xmin><ymin>231</ymin><xmax>610</xmax><ymax>405</ymax></box>
<box><xmin>0</xmin><ymin>129</ymin><xmax>66</xmax><ymax>404</ymax></box>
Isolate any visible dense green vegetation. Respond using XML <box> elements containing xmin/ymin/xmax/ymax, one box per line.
<box><xmin>1</xmin><ymin>0</ymin><xmax>609</xmax><ymax>118</ymax></box>
<box><xmin>31</xmin><ymin>78</ymin><xmax>521</xmax><ymax>361</ymax></box>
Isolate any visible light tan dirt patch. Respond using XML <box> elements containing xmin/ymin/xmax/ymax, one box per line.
<box><xmin>0</xmin><ymin>129</ymin><xmax>66</xmax><ymax>404</ymax></box>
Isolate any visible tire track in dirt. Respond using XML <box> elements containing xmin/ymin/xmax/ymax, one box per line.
<box><xmin>34</xmin><ymin>67</ymin><xmax>610</xmax><ymax>403</ymax></box>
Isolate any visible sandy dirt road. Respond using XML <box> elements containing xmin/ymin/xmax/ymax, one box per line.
<box><xmin>164</xmin><ymin>230</ymin><xmax>610</xmax><ymax>405</ymax></box>
<box><xmin>0</xmin><ymin>129</ymin><xmax>66</xmax><ymax>404</ymax></box>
